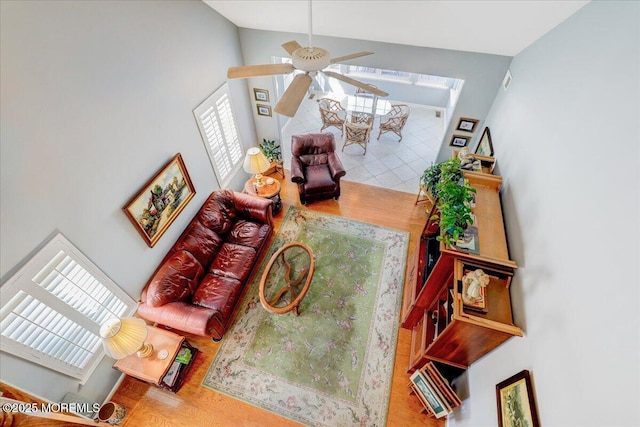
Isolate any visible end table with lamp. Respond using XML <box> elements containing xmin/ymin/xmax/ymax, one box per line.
<box><xmin>101</xmin><ymin>317</ymin><xmax>198</xmax><ymax>393</ymax></box>
<box><xmin>243</xmin><ymin>147</ymin><xmax>283</xmax><ymax>214</ymax></box>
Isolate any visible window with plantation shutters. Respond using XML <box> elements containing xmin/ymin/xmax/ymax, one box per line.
<box><xmin>194</xmin><ymin>83</ymin><xmax>244</xmax><ymax>188</ymax></box>
<box><xmin>0</xmin><ymin>233</ymin><xmax>137</xmax><ymax>382</ymax></box>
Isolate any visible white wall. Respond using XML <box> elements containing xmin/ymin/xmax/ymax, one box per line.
<box><xmin>0</xmin><ymin>0</ymin><xmax>255</xmax><ymax>404</ymax></box>
<box><xmin>449</xmin><ymin>2</ymin><xmax>639</xmax><ymax>426</ymax></box>
<box><xmin>237</xmin><ymin>28</ymin><xmax>512</xmax><ymax>156</ymax></box>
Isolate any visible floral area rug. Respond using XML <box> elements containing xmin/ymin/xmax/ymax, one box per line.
<box><xmin>202</xmin><ymin>207</ymin><xmax>409</xmax><ymax>426</ymax></box>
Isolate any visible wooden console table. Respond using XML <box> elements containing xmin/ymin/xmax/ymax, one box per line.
<box><xmin>113</xmin><ymin>326</ymin><xmax>198</xmax><ymax>393</ymax></box>
<box><xmin>401</xmin><ymin>165</ymin><xmax>522</xmax><ymax>371</ymax></box>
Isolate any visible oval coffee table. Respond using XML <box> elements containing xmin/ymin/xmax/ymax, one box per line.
<box><xmin>259</xmin><ymin>242</ymin><xmax>315</xmax><ymax>316</ymax></box>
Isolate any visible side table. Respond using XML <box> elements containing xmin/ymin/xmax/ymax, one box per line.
<box><xmin>244</xmin><ymin>177</ymin><xmax>283</xmax><ymax>214</ymax></box>
<box><xmin>113</xmin><ymin>326</ymin><xmax>198</xmax><ymax>393</ymax></box>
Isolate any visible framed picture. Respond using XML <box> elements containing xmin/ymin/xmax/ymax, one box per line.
<box><xmin>123</xmin><ymin>153</ymin><xmax>196</xmax><ymax>248</ymax></box>
<box><xmin>256</xmin><ymin>104</ymin><xmax>272</xmax><ymax>117</ymax></box>
<box><xmin>253</xmin><ymin>88</ymin><xmax>270</xmax><ymax>102</ymax></box>
<box><xmin>456</xmin><ymin>117</ymin><xmax>479</xmax><ymax>133</ymax></box>
<box><xmin>449</xmin><ymin>135</ymin><xmax>471</xmax><ymax>148</ymax></box>
<box><xmin>475</xmin><ymin>127</ymin><xmax>494</xmax><ymax>157</ymax></box>
<box><xmin>410</xmin><ymin>370</ymin><xmax>448</xmax><ymax>418</ymax></box>
<box><xmin>496</xmin><ymin>370</ymin><xmax>540</xmax><ymax>427</ymax></box>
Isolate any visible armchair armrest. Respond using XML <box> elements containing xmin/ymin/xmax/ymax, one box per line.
<box><xmin>327</xmin><ymin>152</ymin><xmax>346</xmax><ymax>180</ymax></box>
<box><xmin>232</xmin><ymin>191</ymin><xmax>273</xmax><ymax>227</ymax></box>
<box><xmin>291</xmin><ymin>157</ymin><xmax>305</xmax><ymax>184</ymax></box>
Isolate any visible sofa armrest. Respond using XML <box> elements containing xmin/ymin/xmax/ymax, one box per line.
<box><xmin>291</xmin><ymin>157</ymin><xmax>305</xmax><ymax>184</ymax></box>
<box><xmin>137</xmin><ymin>301</ymin><xmax>223</xmax><ymax>339</ymax></box>
<box><xmin>232</xmin><ymin>191</ymin><xmax>273</xmax><ymax>227</ymax></box>
<box><xmin>327</xmin><ymin>152</ymin><xmax>346</xmax><ymax>181</ymax></box>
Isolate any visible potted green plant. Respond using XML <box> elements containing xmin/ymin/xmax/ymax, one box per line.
<box><xmin>428</xmin><ymin>157</ymin><xmax>476</xmax><ymax>247</ymax></box>
<box><xmin>420</xmin><ymin>162</ymin><xmax>443</xmax><ymax>200</ymax></box>
<box><xmin>259</xmin><ymin>138</ymin><xmax>283</xmax><ymax>176</ymax></box>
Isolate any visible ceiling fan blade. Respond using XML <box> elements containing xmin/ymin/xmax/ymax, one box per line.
<box><xmin>330</xmin><ymin>51</ymin><xmax>374</xmax><ymax>64</ymax></box>
<box><xmin>274</xmin><ymin>74</ymin><xmax>313</xmax><ymax>117</ymax></box>
<box><xmin>282</xmin><ymin>40</ymin><xmax>302</xmax><ymax>56</ymax></box>
<box><xmin>227</xmin><ymin>63</ymin><xmax>295</xmax><ymax>79</ymax></box>
<box><xmin>322</xmin><ymin>71</ymin><xmax>389</xmax><ymax>97</ymax></box>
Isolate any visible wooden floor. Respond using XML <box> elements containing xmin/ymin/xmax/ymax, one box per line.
<box><xmin>3</xmin><ymin>177</ymin><xmax>442</xmax><ymax>427</ymax></box>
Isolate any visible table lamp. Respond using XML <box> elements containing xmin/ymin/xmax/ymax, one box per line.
<box><xmin>243</xmin><ymin>147</ymin><xmax>270</xmax><ymax>187</ymax></box>
<box><xmin>100</xmin><ymin>317</ymin><xmax>153</xmax><ymax>359</ymax></box>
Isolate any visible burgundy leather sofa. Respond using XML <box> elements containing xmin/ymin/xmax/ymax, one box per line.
<box><xmin>290</xmin><ymin>133</ymin><xmax>346</xmax><ymax>204</ymax></box>
<box><xmin>137</xmin><ymin>190</ymin><xmax>273</xmax><ymax>341</ymax></box>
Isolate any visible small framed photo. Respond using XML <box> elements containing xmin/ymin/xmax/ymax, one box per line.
<box><xmin>456</xmin><ymin>117</ymin><xmax>479</xmax><ymax>133</ymax></box>
<box><xmin>253</xmin><ymin>88</ymin><xmax>270</xmax><ymax>102</ymax></box>
<box><xmin>475</xmin><ymin>127</ymin><xmax>494</xmax><ymax>157</ymax></box>
<box><xmin>256</xmin><ymin>104</ymin><xmax>272</xmax><ymax>117</ymax></box>
<box><xmin>449</xmin><ymin>135</ymin><xmax>471</xmax><ymax>148</ymax></box>
<box><xmin>496</xmin><ymin>370</ymin><xmax>540</xmax><ymax>427</ymax></box>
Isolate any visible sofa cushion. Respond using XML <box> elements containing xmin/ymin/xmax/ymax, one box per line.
<box><xmin>209</xmin><ymin>243</ymin><xmax>256</xmax><ymax>283</ymax></box>
<box><xmin>146</xmin><ymin>250</ymin><xmax>204</xmax><ymax>307</ymax></box>
<box><xmin>227</xmin><ymin>220</ymin><xmax>271</xmax><ymax>250</ymax></box>
<box><xmin>192</xmin><ymin>274</ymin><xmax>243</xmax><ymax>321</ymax></box>
<box><xmin>199</xmin><ymin>203</ymin><xmax>232</xmax><ymax>235</ymax></box>
<box><xmin>174</xmin><ymin>220</ymin><xmax>224</xmax><ymax>267</ymax></box>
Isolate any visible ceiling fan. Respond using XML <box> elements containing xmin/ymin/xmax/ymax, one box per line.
<box><xmin>227</xmin><ymin>0</ymin><xmax>389</xmax><ymax>117</ymax></box>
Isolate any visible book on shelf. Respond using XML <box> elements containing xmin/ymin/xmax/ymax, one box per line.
<box><xmin>162</xmin><ymin>361</ymin><xmax>181</xmax><ymax>387</ymax></box>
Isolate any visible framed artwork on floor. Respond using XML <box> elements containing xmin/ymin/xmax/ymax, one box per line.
<box><xmin>253</xmin><ymin>88</ymin><xmax>270</xmax><ymax>102</ymax></box>
<box><xmin>449</xmin><ymin>134</ymin><xmax>471</xmax><ymax>148</ymax></box>
<box><xmin>123</xmin><ymin>153</ymin><xmax>195</xmax><ymax>248</ymax></box>
<box><xmin>475</xmin><ymin>127</ymin><xmax>494</xmax><ymax>157</ymax></box>
<box><xmin>456</xmin><ymin>117</ymin><xmax>479</xmax><ymax>133</ymax></box>
<box><xmin>496</xmin><ymin>370</ymin><xmax>540</xmax><ymax>427</ymax></box>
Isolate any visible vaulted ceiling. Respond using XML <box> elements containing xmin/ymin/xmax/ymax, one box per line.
<box><xmin>204</xmin><ymin>0</ymin><xmax>589</xmax><ymax>57</ymax></box>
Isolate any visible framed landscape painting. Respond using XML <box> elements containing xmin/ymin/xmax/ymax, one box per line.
<box><xmin>123</xmin><ymin>153</ymin><xmax>195</xmax><ymax>247</ymax></box>
<box><xmin>496</xmin><ymin>370</ymin><xmax>540</xmax><ymax>427</ymax></box>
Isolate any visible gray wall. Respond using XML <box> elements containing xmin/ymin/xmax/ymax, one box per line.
<box><xmin>450</xmin><ymin>2</ymin><xmax>639</xmax><ymax>426</ymax></box>
<box><xmin>0</xmin><ymin>0</ymin><xmax>255</xmax><ymax>404</ymax></box>
<box><xmin>237</xmin><ymin>28</ymin><xmax>511</xmax><ymax>156</ymax></box>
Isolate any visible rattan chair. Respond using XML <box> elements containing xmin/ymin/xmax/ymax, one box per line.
<box><xmin>343</xmin><ymin>121</ymin><xmax>372</xmax><ymax>155</ymax></box>
<box><xmin>350</xmin><ymin>111</ymin><xmax>374</xmax><ymax>127</ymax></box>
<box><xmin>319</xmin><ymin>98</ymin><xmax>347</xmax><ymax>135</ymax></box>
<box><xmin>377</xmin><ymin>104</ymin><xmax>410</xmax><ymax>142</ymax></box>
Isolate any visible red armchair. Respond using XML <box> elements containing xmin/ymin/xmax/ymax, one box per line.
<box><xmin>290</xmin><ymin>133</ymin><xmax>346</xmax><ymax>204</ymax></box>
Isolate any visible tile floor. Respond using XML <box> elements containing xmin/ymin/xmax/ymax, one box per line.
<box><xmin>280</xmin><ymin>92</ymin><xmax>445</xmax><ymax>194</ymax></box>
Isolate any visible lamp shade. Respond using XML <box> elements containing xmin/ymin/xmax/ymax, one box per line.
<box><xmin>243</xmin><ymin>147</ymin><xmax>270</xmax><ymax>175</ymax></box>
<box><xmin>100</xmin><ymin>317</ymin><xmax>149</xmax><ymax>359</ymax></box>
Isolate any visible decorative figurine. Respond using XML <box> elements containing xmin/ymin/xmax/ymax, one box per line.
<box><xmin>462</xmin><ymin>268</ymin><xmax>490</xmax><ymax>302</ymax></box>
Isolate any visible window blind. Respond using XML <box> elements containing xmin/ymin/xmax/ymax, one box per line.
<box><xmin>194</xmin><ymin>83</ymin><xmax>244</xmax><ymax>188</ymax></box>
<box><xmin>0</xmin><ymin>234</ymin><xmax>137</xmax><ymax>382</ymax></box>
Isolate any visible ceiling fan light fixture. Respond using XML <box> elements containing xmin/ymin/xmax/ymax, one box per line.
<box><xmin>292</xmin><ymin>47</ymin><xmax>331</xmax><ymax>72</ymax></box>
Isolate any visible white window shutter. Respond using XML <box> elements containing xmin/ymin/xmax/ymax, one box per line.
<box><xmin>193</xmin><ymin>83</ymin><xmax>244</xmax><ymax>188</ymax></box>
<box><xmin>0</xmin><ymin>234</ymin><xmax>137</xmax><ymax>382</ymax></box>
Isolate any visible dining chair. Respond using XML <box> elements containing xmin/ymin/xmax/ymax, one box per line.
<box><xmin>343</xmin><ymin>121</ymin><xmax>372</xmax><ymax>155</ymax></box>
<box><xmin>377</xmin><ymin>104</ymin><xmax>410</xmax><ymax>142</ymax></box>
<box><xmin>355</xmin><ymin>84</ymin><xmax>379</xmax><ymax>115</ymax></box>
<box><xmin>318</xmin><ymin>98</ymin><xmax>347</xmax><ymax>135</ymax></box>
<box><xmin>350</xmin><ymin>111</ymin><xmax>374</xmax><ymax>127</ymax></box>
